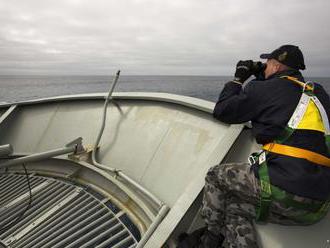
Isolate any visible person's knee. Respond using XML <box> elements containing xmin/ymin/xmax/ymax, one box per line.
<box><xmin>205</xmin><ymin>164</ymin><xmax>225</xmax><ymax>185</ymax></box>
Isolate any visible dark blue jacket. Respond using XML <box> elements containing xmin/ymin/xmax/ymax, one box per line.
<box><xmin>213</xmin><ymin>70</ymin><xmax>330</xmax><ymax>200</ymax></box>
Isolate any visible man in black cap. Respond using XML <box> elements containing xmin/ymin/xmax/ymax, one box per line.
<box><xmin>178</xmin><ymin>45</ymin><xmax>330</xmax><ymax>248</ymax></box>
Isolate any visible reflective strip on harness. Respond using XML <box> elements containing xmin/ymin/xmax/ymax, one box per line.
<box><xmin>312</xmin><ymin>96</ymin><xmax>330</xmax><ymax>135</ymax></box>
<box><xmin>263</xmin><ymin>143</ymin><xmax>330</xmax><ymax>167</ymax></box>
<box><xmin>288</xmin><ymin>93</ymin><xmax>310</xmax><ymax>129</ymax></box>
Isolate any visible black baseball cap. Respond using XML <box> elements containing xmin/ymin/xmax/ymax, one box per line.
<box><xmin>260</xmin><ymin>45</ymin><xmax>306</xmax><ymax>70</ymax></box>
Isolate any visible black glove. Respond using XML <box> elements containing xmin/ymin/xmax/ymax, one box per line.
<box><xmin>234</xmin><ymin>60</ymin><xmax>254</xmax><ymax>83</ymax></box>
<box><xmin>252</xmin><ymin>62</ymin><xmax>266</xmax><ymax>80</ymax></box>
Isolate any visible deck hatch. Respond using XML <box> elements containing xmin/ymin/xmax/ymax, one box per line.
<box><xmin>0</xmin><ymin>173</ymin><xmax>139</xmax><ymax>248</ymax></box>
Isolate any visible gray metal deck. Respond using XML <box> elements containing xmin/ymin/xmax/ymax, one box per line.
<box><xmin>1</xmin><ymin>93</ymin><xmax>330</xmax><ymax>247</ymax></box>
<box><xmin>0</xmin><ymin>92</ymin><xmax>244</xmax><ymax>247</ymax></box>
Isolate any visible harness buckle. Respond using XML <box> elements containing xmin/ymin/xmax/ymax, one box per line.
<box><xmin>303</xmin><ymin>81</ymin><xmax>314</xmax><ymax>93</ymax></box>
<box><xmin>258</xmin><ymin>151</ymin><xmax>266</xmax><ymax>164</ymax></box>
<box><xmin>248</xmin><ymin>150</ymin><xmax>265</xmax><ymax>166</ymax></box>
<box><xmin>248</xmin><ymin>155</ymin><xmax>256</xmax><ymax>165</ymax></box>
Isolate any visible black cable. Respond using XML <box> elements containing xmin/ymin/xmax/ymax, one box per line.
<box><xmin>0</xmin><ymin>164</ymin><xmax>33</xmax><ymax>233</ymax></box>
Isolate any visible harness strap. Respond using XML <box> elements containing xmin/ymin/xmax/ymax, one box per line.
<box><xmin>275</xmin><ymin>126</ymin><xmax>295</xmax><ymax>144</ymax></box>
<box><xmin>263</xmin><ymin>143</ymin><xmax>330</xmax><ymax>167</ymax></box>
<box><xmin>255</xmin><ymin>76</ymin><xmax>330</xmax><ymax>222</ymax></box>
<box><xmin>312</xmin><ymin>96</ymin><xmax>330</xmax><ymax>135</ymax></box>
<box><xmin>256</xmin><ymin>154</ymin><xmax>272</xmax><ymax>221</ymax></box>
<box><xmin>282</xmin><ymin>76</ymin><xmax>330</xmax><ymax>135</ymax></box>
<box><xmin>283</xmin><ymin>76</ymin><xmax>330</xmax><ymax>153</ymax></box>
<box><xmin>281</xmin><ymin>76</ymin><xmax>314</xmax><ymax>92</ymax></box>
<box><xmin>327</xmin><ymin>136</ymin><xmax>330</xmax><ymax>155</ymax></box>
<box><xmin>255</xmin><ymin>152</ymin><xmax>329</xmax><ymax>222</ymax></box>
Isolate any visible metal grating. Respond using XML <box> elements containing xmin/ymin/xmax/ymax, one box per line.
<box><xmin>0</xmin><ymin>173</ymin><xmax>140</xmax><ymax>248</ymax></box>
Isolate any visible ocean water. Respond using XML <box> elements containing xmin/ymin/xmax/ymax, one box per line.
<box><xmin>0</xmin><ymin>75</ymin><xmax>329</xmax><ymax>103</ymax></box>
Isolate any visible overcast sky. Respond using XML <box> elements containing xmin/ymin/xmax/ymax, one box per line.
<box><xmin>0</xmin><ymin>0</ymin><xmax>329</xmax><ymax>76</ymax></box>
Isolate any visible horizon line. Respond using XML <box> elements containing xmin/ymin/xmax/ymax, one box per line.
<box><xmin>0</xmin><ymin>74</ymin><xmax>330</xmax><ymax>78</ymax></box>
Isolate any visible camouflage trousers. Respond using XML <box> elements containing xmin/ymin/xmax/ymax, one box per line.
<box><xmin>201</xmin><ymin>162</ymin><xmax>319</xmax><ymax>248</ymax></box>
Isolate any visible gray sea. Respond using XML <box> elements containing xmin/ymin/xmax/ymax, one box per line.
<box><xmin>0</xmin><ymin>75</ymin><xmax>329</xmax><ymax>103</ymax></box>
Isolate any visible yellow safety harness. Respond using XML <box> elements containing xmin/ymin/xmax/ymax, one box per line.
<box><xmin>263</xmin><ymin>143</ymin><xmax>330</xmax><ymax>167</ymax></box>
<box><xmin>252</xmin><ymin>76</ymin><xmax>330</xmax><ymax>223</ymax></box>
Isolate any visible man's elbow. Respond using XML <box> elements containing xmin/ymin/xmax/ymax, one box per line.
<box><xmin>213</xmin><ymin>108</ymin><xmax>237</xmax><ymax>124</ymax></box>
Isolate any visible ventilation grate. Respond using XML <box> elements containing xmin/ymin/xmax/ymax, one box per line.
<box><xmin>0</xmin><ymin>173</ymin><xmax>140</xmax><ymax>248</ymax></box>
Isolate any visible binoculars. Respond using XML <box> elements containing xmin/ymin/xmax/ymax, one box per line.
<box><xmin>251</xmin><ymin>61</ymin><xmax>267</xmax><ymax>74</ymax></box>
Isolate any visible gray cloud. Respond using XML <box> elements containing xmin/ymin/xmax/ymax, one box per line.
<box><xmin>0</xmin><ymin>0</ymin><xmax>329</xmax><ymax>76</ymax></box>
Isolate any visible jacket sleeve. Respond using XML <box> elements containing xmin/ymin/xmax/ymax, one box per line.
<box><xmin>213</xmin><ymin>81</ymin><xmax>260</xmax><ymax>124</ymax></box>
<box><xmin>314</xmin><ymin>83</ymin><xmax>330</xmax><ymax>121</ymax></box>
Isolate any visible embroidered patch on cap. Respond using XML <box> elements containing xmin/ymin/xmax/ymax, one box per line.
<box><xmin>278</xmin><ymin>51</ymin><xmax>288</xmax><ymax>62</ymax></box>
